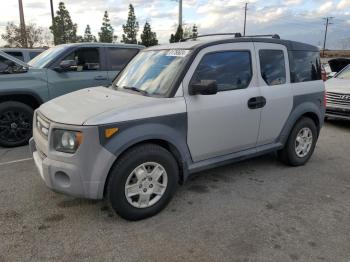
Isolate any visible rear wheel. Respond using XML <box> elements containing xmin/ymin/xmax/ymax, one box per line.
<box><xmin>278</xmin><ymin>117</ymin><xmax>318</xmax><ymax>166</ymax></box>
<box><xmin>107</xmin><ymin>144</ymin><xmax>179</xmax><ymax>221</ymax></box>
<box><xmin>0</xmin><ymin>101</ymin><xmax>33</xmax><ymax>147</ymax></box>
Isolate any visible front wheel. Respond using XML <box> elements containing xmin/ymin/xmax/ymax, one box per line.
<box><xmin>278</xmin><ymin>117</ymin><xmax>318</xmax><ymax>166</ymax></box>
<box><xmin>0</xmin><ymin>101</ymin><xmax>33</xmax><ymax>147</ymax></box>
<box><xmin>107</xmin><ymin>144</ymin><xmax>179</xmax><ymax>221</ymax></box>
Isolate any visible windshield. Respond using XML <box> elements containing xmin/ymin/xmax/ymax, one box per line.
<box><xmin>0</xmin><ymin>55</ymin><xmax>26</xmax><ymax>74</ymax></box>
<box><xmin>335</xmin><ymin>65</ymin><xmax>350</xmax><ymax>79</ymax></box>
<box><xmin>28</xmin><ymin>45</ymin><xmax>66</xmax><ymax>68</ymax></box>
<box><xmin>114</xmin><ymin>49</ymin><xmax>190</xmax><ymax>96</ymax></box>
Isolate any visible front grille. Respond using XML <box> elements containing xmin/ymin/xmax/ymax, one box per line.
<box><xmin>326</xmin><ymin>92</ymin><xmax>350</xmax><ymax>106</ymax></box>
<box><xmin>326</xmin><ymin>108</ymin><xmax>350</xmax><ymax>117</ymax></box>
<box><xmin>36</xmin><ymin>113</ymin><xmax>50</xmax><ymax>139</ymax></box>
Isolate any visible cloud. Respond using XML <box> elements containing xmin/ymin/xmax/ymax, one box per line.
<box><xmin>284</xmin><ymin>0</ymin><xmax>303</xmax><ymax>5</ymax></box>
<box><xmin>318</xmin><ymin>1</ymin><xmax>333</xmax><ymax>14</ymax></box>
<box><xmin>337</xmin><ymin>0</ymin><xmax>350</xmax><ymax>9</ymax></box>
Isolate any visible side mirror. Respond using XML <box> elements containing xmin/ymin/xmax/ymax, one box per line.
<box><xmin>189</xmin><ymin>80</ymin><xmax>218</xmax><ymax>95</ymax></box>
<box><xmin>55</xmin><ymin>60</ymin><xmax>77</xmax><ymax>72</ymax></box>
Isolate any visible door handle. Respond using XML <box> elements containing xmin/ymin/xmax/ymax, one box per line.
<box><xmin>94</xmin><ymin>75</ymin><xmax>107</xmax><ymax>80</ymax></box>
<box><xmin>248</xmin><ymin>96</ymin><xmax>266</xmax><ymax>109</ymax></box>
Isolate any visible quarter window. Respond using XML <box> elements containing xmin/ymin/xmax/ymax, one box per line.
<box><xmin>290</xmin><ymin>51</ymin><xmax>321</xmax><ymax>83</ymax></box>
<box><xmin>259</xmin><ymin>50</ymin><xmax>286</xmax><ymax>86</ymax></box>
<box><xmin>61</xmin><ymin>48</ymin><xmax>100</xmax><ymax>71</ymax></box>
<box><xmin>4</xmin><ymin>51</ymin><xmax>24</xmax><ymax>61</ymax></box>
<box><xmin>107</xmin><ymin>48</ymin><xmax>139</xmax><ymax>71</ymax></box>
<box><xmin>190</xmin><ymin>51</ymin><xmax>252</xmax><ymax>92</ymax></box>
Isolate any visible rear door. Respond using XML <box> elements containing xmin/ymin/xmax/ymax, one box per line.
<box><xmin>253</xmin><ymin>42</ymin><xmax>293</xmax><ymax>145</ymax></box>
<box><xmin>184</xmin><ymin>43</ymin><xmax>261</xmax><ymax>162</ymax></box>
<box><xmin>47</xmin><ymin>47</ymin><xmax>109</xmax><ymax>99</ymax></box>
<box><xmin>105</xmin><ymin>47</ymin><xmax>140</xmax><ymax>81</ymax></box>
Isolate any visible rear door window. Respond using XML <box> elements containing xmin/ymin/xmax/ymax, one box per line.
<box><xmin>29</xmin><ymin>51</ymin><xmax>42</xmax><ymax>60</ymax></box>
<box><xmin>4</xmin><ymin>51</ymin><xmax>24</xmax><ymax>61</ymax></box>
<box><xmin>259</xmin><ymin>50</ymin><xmax>286</xmax><ymax>86</ymax></box>
<box><xmin>106</xmin><ymin>48</ymin><xmax>139</xmax><ymax>71</ymax></box>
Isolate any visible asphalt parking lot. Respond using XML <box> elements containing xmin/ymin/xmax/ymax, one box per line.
<box><xmin>0</xmin><ymin>121</ymin><xmax>349</xmax><ymax>262</ymax></box>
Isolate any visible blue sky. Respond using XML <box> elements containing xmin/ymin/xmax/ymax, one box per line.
<box><xmin>1</xmin><ymin>0</ymin><xmax>350</xmax><ymax>49</ymax></box>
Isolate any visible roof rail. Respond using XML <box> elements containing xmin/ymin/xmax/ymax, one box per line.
<box><xmin>241</xmin><ymin>34</ymin><xmax>281</xmax><ymax>39</ymax></box>
<box><xmin>182</xmin><ymin>33</ymin><xmax>280</xmax><ymax>42</ymax></box>
<box><xmin>181</xmin><ymin>33</ymin><xmax>242</xmax><ymax>42</ymax></box>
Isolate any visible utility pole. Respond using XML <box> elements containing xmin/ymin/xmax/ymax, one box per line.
<box><xmin>322</xmin><ymin>17</ymin><xmax>334</xmax><ymax>57</ymax></box>
<box><xmin>50</xmin><ymin>0</ymin><xmax>55</xmax><ymax>27</ymax></box>
<box><xmin>179</xmin><ymin>0</ymin><xmax>183</xmax><ymax>27</ymax></box>
<box><xmin>243</xmin><ymin>2</ymin><xmax>248</xmax><ymax>36</ymax></box>
<box><xmin>18</xmin><ymin>0</ymin><xmax>28</xmax><ymax>48</ymax></box>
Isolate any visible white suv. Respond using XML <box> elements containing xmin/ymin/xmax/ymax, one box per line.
<box><xmin>30</xmin><ymin>34</ymin><xmax>325</xmax><ymax>220</ymax></box>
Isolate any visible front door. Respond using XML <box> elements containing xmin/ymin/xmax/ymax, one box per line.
<box><xmin>184</xmin><ymin>43</ymin><xmax>261</xmax><ymax>162</ymax></box>
<box><xmin>47</xmin><ymin>47</ymin><xmax>109</xmax><ymax>99</ymax></box>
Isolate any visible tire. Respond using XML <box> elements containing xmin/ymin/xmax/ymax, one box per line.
<box><xmin>278</xmin><ymin>117</ymin><xmax>318</xmax><ymax>166</ymax></box>
<box><xmin>0</xmin><ymin>101</ymin><xmax>33</xmax><ymax>147</ymax></box>
<box><xmin>107</xmin><ymin>144</ymin><xmax>179</xmax><ymax>221</ymax></box>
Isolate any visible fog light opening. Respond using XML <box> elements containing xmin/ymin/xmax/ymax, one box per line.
<box><xmin>55</xmin><ymin>171</ymin><xmax>71</xmax><ymax>188</ymax></box>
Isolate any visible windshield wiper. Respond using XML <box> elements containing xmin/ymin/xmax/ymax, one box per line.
<box><xmin>122</xmin><ymin>86</ymin><xmax>149</xmax><ymax>96</ymax></box>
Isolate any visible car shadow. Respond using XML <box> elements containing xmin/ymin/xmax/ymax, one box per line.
<box><xmin>325</xmin><ymin>118</ymin><xmax>350</xmax><ymax>129</ymax></box>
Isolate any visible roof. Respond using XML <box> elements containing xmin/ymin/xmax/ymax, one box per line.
<box><xmin>0</xmin><ymin>47</ymin><xmax>44</xmax><ymax>52</ymax></box>
<box><xmin>146</xmin><ymin>36</ymin><xmax>319</xmax><ymax>52</ymax></box>
<box><xmin>56</xmin><ymin>42</ymin><xmax>144</xmax><ymax>49</ymax></box>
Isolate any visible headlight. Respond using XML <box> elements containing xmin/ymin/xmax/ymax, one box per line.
<box><xmin>53</xmin><ymin>129</ymin><xmax>83</xmax><ymax>153</ymax></box>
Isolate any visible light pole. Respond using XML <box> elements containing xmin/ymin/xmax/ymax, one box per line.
<box><xmin>179</xmin><ymin>0</ymin><xmax>182</xmax><ymax>27</ymax></box>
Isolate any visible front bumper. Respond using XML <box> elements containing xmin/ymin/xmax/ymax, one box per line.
<box><xmin>30</xmin><ymin>113</ymin><xmax>116</xmax><ymax>199</ymax></box>
<box><xmin>326</xmin><ymin>105</ymin><xmax>350</xmax><ymax>120</ymax></box>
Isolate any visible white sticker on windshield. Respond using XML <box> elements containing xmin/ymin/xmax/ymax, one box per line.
<box><xmin>166</xmin><ymin>49</ymin><xmax>190</xmax><ymax>57</ymax></box>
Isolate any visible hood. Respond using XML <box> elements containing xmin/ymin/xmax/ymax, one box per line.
<box><xmin>325</xmin><ymin>78</ymin><xmax>350</xmax><ymax>94</ymax></box>
<box><xmin>0</xmin><ymin>50</ymin><xmax>29</xmax><ymax>68</ymax></box>
<box><xmin>39</xmin><ymin>86</ymin><xmax>160</xmax><ymax>125</ymax></box>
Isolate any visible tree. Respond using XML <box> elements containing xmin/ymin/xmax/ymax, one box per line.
<box><xmin>122</xmin><ymin>4</ymin><xmax>139</xmax><ymax>44</ymax></box>
<box><xmin>192</xmin><ymin>24</ymin><xmax>198</xmax><ymax>39</ymax></box>
<box><xmin>169</xmin><ymin>25</ymin><xmax>183</xmax><ymax>43</ymax></box>
<box><xmin>183</xmin><ymin>25</ymin><xmax>192</xmax><ymax>39</ymax></box>
<box><xmin>83</xmin><ymin>25</ymin><xmax>96</xmax><ymax>42</ymax></box>
<box><xmin>50</xmin><ymin>2</ymin><xmax>78</xmax><ymax>45</ymax></box>
<box><xmin>169</xmin><ymin>34</ymin><xmax>175</xmax><ymax>43</ymax></box>
<box><xmin>1</xmin><ymin>22</ymin><xmax>44</xmax><ymax>48</ymax></box>
<box><xmin>174</xmin><ymin>25</ymin><xmax>183</xmax><ymax>42</ymax></box>
<box><xmin>140</xmin><ymin>22</ymin><xmax>158</xmax><ymax>47</ymax></box>
<box><xmin>98</xmin><ymin>11</ymin><xmax>114</xmax><ymax>43</ymax></box>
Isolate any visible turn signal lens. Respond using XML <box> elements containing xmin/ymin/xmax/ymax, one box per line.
<box><xmin>105</xmin><ymin>128</ymin><xmax>119</xmax><ymax>138</ymax></box>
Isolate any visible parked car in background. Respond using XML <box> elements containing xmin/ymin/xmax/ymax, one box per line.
<box><xmin>0</xmin><ymin>43</ymin><xmax>143</xmax><ymax>147</ymax></box>
<box><xmin>325</xmin><ymin>64</ymin><xmax>350</xmax><ymax>120</ymax></box>
<box><xmin>0</xmin><ymin>48</ymin><xmax>44</xmax><ymax>62</ymax></box>
<box><xmin>30</xmin><ymin>34</ymin><xmax>325</xmax><ymax>220</ymax></box>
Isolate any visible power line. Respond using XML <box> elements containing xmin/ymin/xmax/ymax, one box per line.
<box><xmin>243</xmin><ymin>2</ymin><xmax>248</xmax><ymax>36</ymax></box>
<box><xmin>322</xmin><ymin>17</ymin><xmax>334</xmax><ymax>56</ymax></box>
